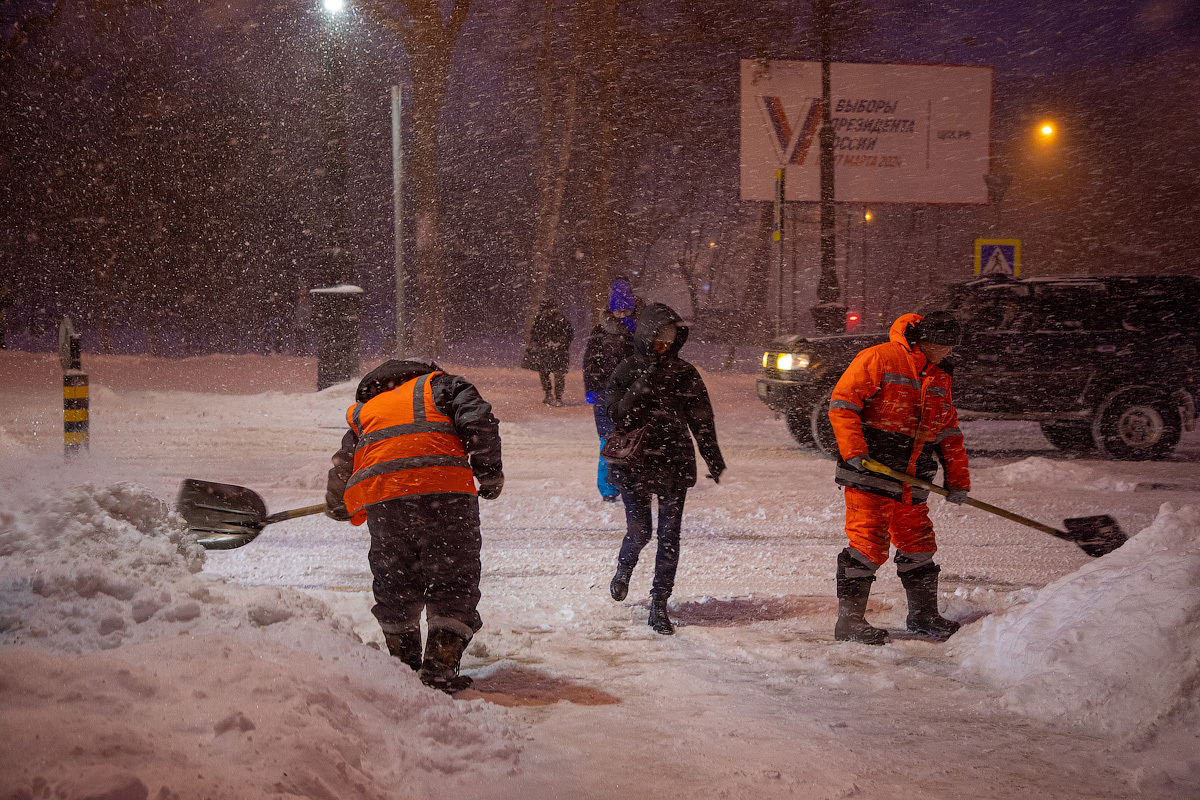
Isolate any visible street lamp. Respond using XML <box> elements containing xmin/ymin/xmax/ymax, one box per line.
<box><xmin>312</xmin><ymin>0</ymin><xmax>361</xmax><ymax>391</ymax></box>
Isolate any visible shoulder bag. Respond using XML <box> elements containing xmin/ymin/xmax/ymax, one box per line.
<box><xmin>601</xmin><ymin>424</ymin><xmax>649</xmax><ymax>469</ymax></box>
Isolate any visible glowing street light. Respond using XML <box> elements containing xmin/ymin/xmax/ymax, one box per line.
<box><xmin>323</xmin><ymin>0</ymin><xmax>345</xmax><ymax>13</ymax></box>
<box><xmin>1038</xmin><ymin>121</ymin><xmax>1056</xmax><ymax>140</ymax></box>
<box><xmin>863</xmin><ymin>210</ymin><xmax>872</xmax><ymax>222</ymax></box>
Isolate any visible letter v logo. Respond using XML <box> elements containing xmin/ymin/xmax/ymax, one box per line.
<box><xmin>757</xmin><ymin>96</ymin><xmax>823</xmax><ymax>167</ymax></box>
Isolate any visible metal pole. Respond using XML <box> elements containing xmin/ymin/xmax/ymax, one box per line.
<box><xmin>811</xmin><ymin>0</ymin><xmax>845</xmax><ymax>334</ymax></box>
<box><xmin>63</xmin><ymin>334</ymin><xmax>88</xmax><ymax>456</ymax></box>
<box><xmin>774</xmin><ymin>168</ymin><xmax>786</xmax><ymax>337</ymax></box>
<box><xmin>391</xmin><ymin>85</ymin><xmax>405</xmax><ymax>360</ymax></box>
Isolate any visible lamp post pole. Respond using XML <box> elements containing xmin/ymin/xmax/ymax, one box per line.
<box><xmin>313</xmin><ymin>0</ymin><xmax>361</xmax><ymax>390</ymax></box>
<box><xmin>811</xmin><ymin>0</ymin><xmax>846</xmax><ymax>334</ymax></box>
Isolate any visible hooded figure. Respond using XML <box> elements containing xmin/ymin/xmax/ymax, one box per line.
<box><xmin>522</xmin><ymin>300</ymin><xmax>574</xmax><ymax>406</ymax></box>
<box><xmin>582</xmin><ymin>280</ymin><xmax>638</xmax><ymax>500</ymax></box>
<box><xmin>325</xmin><ymin>359</ymin><xmax>504</xmax><ymax>692</ymax></box>
<box><xmin>827</xmin><ymin>311</ymin><xmax>969</xmax><ymax>646</ymax></box>
<box><xmin>603</xmin><ymin>302</ymin><xmax>725</xmax><ymax>634</ymax></box>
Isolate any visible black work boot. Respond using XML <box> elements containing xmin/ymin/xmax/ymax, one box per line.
<box><xmin>834</xmin><ymin>548</ymin><xmax>890</xmax><ymax>646</ymax></box>
<box><xmin>900</xmin><ymin>562</ymin><xmax>960</xmax><ymax>642</ymax></box>
<box><xmin>610</xmin><ymin>563</ymin><xmax>634</xmax><ymax>601</ymax></box>
<box><xmin>648</xmin><ymin>593</ymin><xmax>674</xmax><ymax>635</ymax></box>
<box><xmin>383</xmin><ymin>629</ymin><xmax>422</xmax><ymax>672</ymax></box>
<box><xmin>419</xmin><ymin>628</ymin><xmax>473</xmax><ymax>693</ymax></box>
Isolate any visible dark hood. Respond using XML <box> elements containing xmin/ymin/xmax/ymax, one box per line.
<box><xmin>633</xmin><ymin>302</ymin><xmax>688</xmax><ymax>359</ymax></box>
<box><xmin>355</xmin><ymin>359</ymin><xmax>439</xmax><ymax>403</ymax></box>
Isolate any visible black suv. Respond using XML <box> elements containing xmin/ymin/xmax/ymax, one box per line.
<box><xmin>757</xmin><ymin>275</ymin><xmax>1200</xmax><ymax>460</ymax></box>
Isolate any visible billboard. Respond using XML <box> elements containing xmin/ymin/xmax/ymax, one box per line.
<box><xmin>740</xmin><ymin>60</ymin><xmax>993</xmax><ymax>204</ymax></box>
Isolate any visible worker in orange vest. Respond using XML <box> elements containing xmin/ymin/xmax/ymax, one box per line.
<box><xmin>827</xmin><ymin>311</ymin><xmax>970</xmax><ymax>645</ymax></box>
<box><xmin>326</xmin><ymin>359</ymin><xmax>503</xmax><ymax>692</ymax></box>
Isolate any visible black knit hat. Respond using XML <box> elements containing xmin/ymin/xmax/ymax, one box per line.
<box><xmin>912</xmin><ymin>311</ymin><xmax>962</xmax><ymax>346</ymax></box>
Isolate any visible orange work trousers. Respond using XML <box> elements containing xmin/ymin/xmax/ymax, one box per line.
<box><xmin>843</xmin><ymin>487</ymin><xmax>937</xmax><ymax>566</ymax></box>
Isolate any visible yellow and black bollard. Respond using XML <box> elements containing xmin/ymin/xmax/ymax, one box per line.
<box><xmin>63</xmin><ymin>333</ymin><xmax>88</xmax><ymax>456</ymax></box>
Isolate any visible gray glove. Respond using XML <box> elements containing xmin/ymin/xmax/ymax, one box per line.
<box><xmin>845</xmin><ymin>455</ymin><xmax>865</xmax><ymax>472</ymax></box>
<box><xmin>477</xmin><ymin>474</ymin><xmax>504</xmax><ymax>500</ymax></box>
<box><xmin>945</xmin><ymin>488</ymin><xmax>969</xmax><ymax>505</ymax></box>
<box><xmin>325</xmin><ymin>504</ymin><xmax>352</xmax><ymax>522</ymax></box>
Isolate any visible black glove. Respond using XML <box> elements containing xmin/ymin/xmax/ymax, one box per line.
<box><xmin>706</xmin><ymin>465</ymin><xmax>725</xmax><ymax>484</ymax></box>
<box><xmin>945</xmin><ymin>488</ymin><xmax>969</xmax><ymax>505</ymax></box>
<box><xmin>845</xmin><ymin>455</ymin><xmax>865</xmax><ymax>472</ymax></box>
<box><xmin>477</xmin><ymin>474</ymin><xmax>504</xmax><ymax>500</ymax></box>
<box><xmin>324</xmin><ymin>504</ymin><xmax>352</xmax><ymax>522</ymax></box>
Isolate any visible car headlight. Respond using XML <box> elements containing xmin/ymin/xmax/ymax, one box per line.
<box><xmin>763</xmin><ymin>351</ymin><xmax>770</xmax><ymax>368</ymax></box>
<box><xmin>776</xmin><ymin>353</ymin><xmax>810</xmax><ymax>370</ymax></box>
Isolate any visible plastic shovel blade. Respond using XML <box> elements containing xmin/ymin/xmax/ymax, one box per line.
<box><xmin>175</xmin><ymin>479</ymin><xmax>268</xmax><ymax>550</ymax></box>
<box><xmin>1062</xmin><ymin>514</ymin><xmax>1128</xmax><ymax>558</ymax></box>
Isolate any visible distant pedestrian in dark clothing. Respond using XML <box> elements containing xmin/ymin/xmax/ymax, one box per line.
<box><xmin>605</xmin><ymin>302</ymin><xmax>726</xmax><ymax>635</ymax></box>
<box><xmin>522</xmin><ymin>300</ymin><xmax>574</xmax><ymax>406</ymax></box>
<box><xmin>583</xmin><ymin>280</ymin><xmax>637</xmax><ymax>500</ymax></box>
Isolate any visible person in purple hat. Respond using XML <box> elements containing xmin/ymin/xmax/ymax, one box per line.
<box><xmin>582</xmin><ymin>280</ymin><xmax>638</xmax><ymax>501</ymax></box>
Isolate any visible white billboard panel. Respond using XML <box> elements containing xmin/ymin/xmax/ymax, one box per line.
<box><xmin>740</xmin><ymin>60</ymin><xmax>993</xmax><ymax>204</ymax></box>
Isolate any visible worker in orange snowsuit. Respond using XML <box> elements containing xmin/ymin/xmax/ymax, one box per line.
<box><xmin>827</xmin><ymin>311</ymin><xmax>970</xmax><ymax>645</ymax></box>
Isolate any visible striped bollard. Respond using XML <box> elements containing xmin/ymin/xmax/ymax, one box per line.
<box><xmin>63</xmin><ymin>334</ymin><xmax>88</xmax><ymax>456</ymax></box>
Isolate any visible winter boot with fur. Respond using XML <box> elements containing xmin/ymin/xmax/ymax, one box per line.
<box><xmin>610</xmin><ymin>563</ymin><xmax>634</xmax><ymax>601</ymax></box>
<box><xmin>419</xmin><ymin>628</ymin><xmax>473</xmax><ymax>693</ymax></box>
<box><xmin>834</xmin><ymin>548</ymin><xmax>890</xmax><ymax>645</ymax></box>
<box><xmin>383</xmin><ymin>629</ymin><xmax>422</xmax><ymax>672</ymax></box>
<box><xmin>648</xmin><ymin>593</ymin><xmax>675</xmax><ymax>635</ymax></box>
<box><xmin>899</xmin><ymin>562</ymin><xmax>960</xmax><ymax>642</ymax></box>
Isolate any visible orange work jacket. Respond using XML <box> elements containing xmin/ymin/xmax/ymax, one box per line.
<box><xmin>828</xmin><ymin>313</ymin><xmax>970</xmax><ymax>503</ymax></box>
<box><xmin>342</xmin><ymin>371</ymin><xmax>476</xmax><ymax>525</ymax></box>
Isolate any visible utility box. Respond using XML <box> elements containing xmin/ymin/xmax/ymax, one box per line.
<box><xmin>310</xmin><ymin>284</ymin><xmax>363</xmax><ymax>391</ymax></box>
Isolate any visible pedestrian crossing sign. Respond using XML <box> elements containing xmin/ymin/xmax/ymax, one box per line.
<box><xmin>974</xmin><ymin>239</ymin><xmax>1020</xmax><ymax>277</ymax></box>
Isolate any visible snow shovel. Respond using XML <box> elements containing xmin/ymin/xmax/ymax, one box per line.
<box><xmin>175</xmin><ymin>479</ymin><xmax>326</xmax><ymax>551</ymax></box>
<box><xmin>861</xmin><ymin>459</ymin><xmax>1127</xmax><ymax>558</ymax></box>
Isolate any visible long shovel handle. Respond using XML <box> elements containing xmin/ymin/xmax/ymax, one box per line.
<box><xmin>264</xmin><ymin>503</ymin><xmax>328</xmax><ymax>526</ymax></box>
<box><xmin>861</xmin><ymin>458</ymin><xmax>1067</xmax><ymax>539</ymax></box>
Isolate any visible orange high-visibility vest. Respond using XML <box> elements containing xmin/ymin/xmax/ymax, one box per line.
<box><xmin>342</xmin><ymin>371</ymin><xmax>476</xmax><ymax>525</ymax></box>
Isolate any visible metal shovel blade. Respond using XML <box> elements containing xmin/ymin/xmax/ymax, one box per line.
<box><xmin>1063</xmin><ymin>514</ymin><xmax>1128</xmax><ymax>558</ymax></box>
<box><xmin>175</xmin><ymin>479</ymin><xmax>267</xmax><ymax>550</ymax></box>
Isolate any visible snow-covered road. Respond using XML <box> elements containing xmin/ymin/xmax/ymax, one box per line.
<box><xmin>2</xmin><ymin>351</ymin><xmax>1197</xmax><ymax>799</ymax></box>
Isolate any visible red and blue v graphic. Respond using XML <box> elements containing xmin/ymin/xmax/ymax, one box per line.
<box><xmin>758</xmin><ymin>97</ymin><xmax>823</xmax><ymax>166</ymax></box>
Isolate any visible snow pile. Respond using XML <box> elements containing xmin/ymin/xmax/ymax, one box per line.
<box><xmin>980</xmin><ymin>456</ymin><xmax>1138</xmax><ymax>492</ymax></box>
<box><xmin>0</xmin><ymin>483</ymin><xmax>519</xmax><ymax>798</ymax></box>
<box><xmin>961</xmin><ymin>503</ymin><xmax>1200</xmax><ymax>741</ymax></box>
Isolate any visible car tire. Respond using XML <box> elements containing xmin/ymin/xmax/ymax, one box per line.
<box><xmin>1091</xmin><ymin>387</ymin><xmax>1181</xmax><ymax>461</ymax></box>
<box><xmin>809</xmin><ymin>392</ymin><xmax>840</xmax><ymax>460</ymax></box>
<box><xmin>1039</xmin><ymin>421</ymin><xmax>1095</xmax><ymax>452</ymax></box>
<box><xmin>784</xmin><ymin>408</ymin><xmax>814</xmax><ymax>446</ymax></box>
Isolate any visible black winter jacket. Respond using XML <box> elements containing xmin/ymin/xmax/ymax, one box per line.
<box><xmin>522</xmin><ymin>305</ymin><xmax>574</xmax><ymax>373</ymax></box>
<box><xmin>604</xmin><ymin>303</ymin><xmax>725</xmax><ymax>494</ymax></box>
<box><xmin>326</xmin><ymin>360</ymin><xmax>502</xmax><ymax>516</ymax></box>
<box><xmin>583</xmin><ymin>312</ymin><xmax>635</xmax><ymax>402</ymax></box>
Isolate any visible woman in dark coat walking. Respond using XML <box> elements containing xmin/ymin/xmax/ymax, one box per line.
<box><xmin>582</xmin><ymin>280</ymin><xmax>637</xmax><ymax>501</ymax></box>
<box><xmin>522</xmin><ymin>301</ymin><xmax>574</xmax><ymax>406</ymax></box>
<box><xmin>604</xmin><ymin>302</ymin><xmax>725</xmax><ymax>634</ymax></box>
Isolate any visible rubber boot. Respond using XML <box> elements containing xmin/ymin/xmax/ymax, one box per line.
<box><xmin>834</xmin><ymin>548</ymin><xmax>890</xmax><ymax>645</ymax></box>
<box><xmin>383</xmin><ymin>629</ymin><xmax>422</xmax><ymax>672</ymax></box>
<box><xmin>419</xmin><ymin>628</ymin><xmax>473</xmax><ymax>693</ymax></box>
<box><xmin>610</xmin><ymin>563</ymin><xmax>634</xmax><ymax>601</ymax></box>
<box><xmin>648</xmin><ymin>593</ymin><xmax>674</xmax><ymax>635</ymax></box>
<box><xmin>900</xmin><ymin>562</ymin><xmax>960</xmax><ymax>642</ymax></box>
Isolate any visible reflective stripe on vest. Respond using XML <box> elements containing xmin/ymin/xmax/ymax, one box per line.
<box><xmin>343</xmin><ymin>372</ymin><xmax>476</xmax><ymax>525</ymax></box>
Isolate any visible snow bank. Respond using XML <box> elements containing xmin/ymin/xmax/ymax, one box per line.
<box><xmin>961</xmin><ymin>503</ymin><xmax>1200</xmax><ymax>741</ymax></box>
<box><xmin>0</xmin><ymin>483</ymin><xmax>519</xmax><ymax>798</ymax></box>
<box><xmin>979</xmin><ymin>455</ymin><xmax>1138</xmax><ymax>492</ymax></box>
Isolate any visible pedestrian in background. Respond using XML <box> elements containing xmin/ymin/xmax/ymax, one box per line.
<box><xmin>325</xmin><ymin>357</ymin><xmax>504</xmax><ymax>693</ymax></box>
<box><xmin>522</xmin><ymin>300</ymin><xmax>573</xmax><ymax>406</ymax></box>
<box><xmin>582</xmin><ymin>280</ymin><xmax>637</xmax><ymax>501</ymax></box>
<box><xmin>605</xmin><ymin>302</ymin><xmax>725</xmax><ymax>635</ymax></box>
<box><xmin>827</xmin><ymin>311</ymin><xmax>969</xmax><ymax>646</ymax></box>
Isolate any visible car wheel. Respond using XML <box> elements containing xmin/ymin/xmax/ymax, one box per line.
<box><xmin>784</xmin><ymin>408</ymin><xmax>814</xmax><ymax>446</ymax></box>
<box><xmin>809</xmin><ymin>393</ymin><xmax>840</xmax><ymax>460</ymax></box>
<box><xmin>1092</xmin><ymin>388</ymin><xmax>1181</xmax><ymax>461</ymax></box>
<box><xmin>1039</xmin><ymin>421</ymin><xmax>1095</xmax><ymax>452</ymax></box>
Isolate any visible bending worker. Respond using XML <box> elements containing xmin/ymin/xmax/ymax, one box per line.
<box><xmin>827</xmin><ymin>311</ymin><xmax>969</xmax><ymax>645</ymax></box>
<box><xmin>326</xmin><ymin>358</ymin><xmax>503</xmax><ymax>692</ymax></box>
